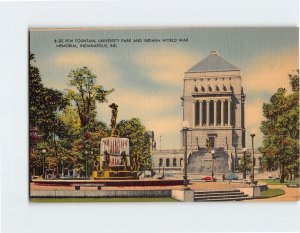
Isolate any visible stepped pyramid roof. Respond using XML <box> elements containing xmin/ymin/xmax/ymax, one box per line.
<box><xmin>187</xmin><ymin>51</ymin><xmax>239</xmax><ymax>73</ymax></box>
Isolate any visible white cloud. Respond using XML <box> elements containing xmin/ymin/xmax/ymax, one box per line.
<box><xmin>146</xmin><ymin>115</ymin><xmax>182</xmax><ymax>150</ymax></box>
<box><xmin>37</xmin><ymin>49</ymin><xmax>184</xmax><ymax>149</ymax></box>
<box><xmin>40</xmin><ymin>50</ymin><xmax>119</xmax><ymax>91</ymax></box>
<box><xmin>146</xmin><ymin>115</ymin><xmax>181</xmax><ymax>135</ymax></box>
<box><xmin>243</xmin><ymin>49</ymin><xmax>298</xmax><ymax>148</ymax></box>
<box><xmin>97</xmin><ymin>87</ymin><xmax>183</xmax><ymax>149</ymax></box>
<box><xmin>97</xmin><ymin>89</ymin><xmax>182</xmax><ymax>129</ymax></box>
<box><xmin>243</xmin><ymin>49</ymin><xmax>298</xmax><ymax>94</ymax></box>
<box><xmin>245</xmin><ymin>100</ymin><xmax>264</xmax><ymax>146</ymax></box>
<box><xmin>134</xmin><ymin>47</ymin><xmax>199</xmax><ymax>87</ymax></box>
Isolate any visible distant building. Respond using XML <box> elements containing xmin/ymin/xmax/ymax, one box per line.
<box><xmin>151</xmin><ymin>51</ymin><xmax>262</xmax><ymax>176</ymax></box>
<box><xmin>183</xmin><ymin>51</ymin><xmax>246</xmax><ymax>150</ymax></box>
<box><xmin>152</xmin><ymin>149</ymin><xmax>184</xmax><ymax>174</ymax></box>
<box><xmin>183</xmin><ymin>50</ymin><xmax>246</xmax><ymax>174</ymax></box>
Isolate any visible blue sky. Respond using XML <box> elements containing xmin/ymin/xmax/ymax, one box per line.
<box><xmin>30</xmin><ymin>27</ymin><xmax>299</xmax><ymax>149</ymax></box>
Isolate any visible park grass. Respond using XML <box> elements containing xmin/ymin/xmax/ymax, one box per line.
<box><xmin>31</xmin><ymin>197</ymin><xmax>178</xmax><ymax>202</ymax></box>
<box><xmin>259</xmin><ymin>178</ymin><xmax>299</xmax><ymax>186</ymax></box>
<box><xmin>260</xmin><ymin>188</ymin><xmax>285</xmax><ymax>199</ymax></box>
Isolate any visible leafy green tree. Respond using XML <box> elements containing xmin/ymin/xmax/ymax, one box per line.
<box><xmin>260</xmin><ymin>70</ymin><xmax>299</xmax><ymax>183</ymax></box>
<box><xmin>59</xmin><ymin>105</ymin><xmax>81</xmax><ymax>136</ymax></box>
<box><xmin>66</xmin><ymin>67</ymin><xmax>114</xmax><ymax>128</ymax></box>
<box><xmin>30</xmin><ymin>141</ymin><xmax>55</xmax><ymax>177</ymax></box>
<box><xmin>61</xmin><ymin>69</ymin><xmax>112</xmax><ymax>175</ymax></box>
<box><xmin>29</xmin><ymin>53</ymin><xmax>69</xmax><ymax>140</ymax></box>
<box><xmin>117</xmin><ymin>118</ymin><xmax>152</xmax><ymax>170</ymax></box>
<box><xmin>237</xmin><ymin>154</ymin><xmax>251</xmax><ymax>174</ymax></box>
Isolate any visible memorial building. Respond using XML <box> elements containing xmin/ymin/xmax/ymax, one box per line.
<box><xmin>183</xmin><ymin>50</ymin><xmax>246</xmax><ymax>174</ymax></box>
<box><xmin>152</xmin><ymin>51</ymin><xmax>261</xmax><ymax>176</ymax></box>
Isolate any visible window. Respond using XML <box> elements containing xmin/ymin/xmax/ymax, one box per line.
<box><xmin>180</xmin><ymin>158</ymin><xmax>183</xmax><ymax>167</ymax></box>
<box><xmin>203</xmin><ymin>101</ymin><xmax>207</xmax><ymax>125</ymax></box>
<box><xmin>159</xmin><ymin>158</ymin><xmax>163</xmax><ymax>167</ymax></box>
<box><xmin>209</xmin><ymin>101</ymin><xmax>214</xmax><ymax>125</ymax></box>
<box><xmin>201</xmin><ymin>86</ymin><xmax>205</xmax><ymax>92</ymax></box>
<box><xmin>223</xmin><ymin>85</ymin><xmax>227</xmax><ymax>91</ymax></box>
<box><xmin>224</xmin><ymin>100</ymin><xmax>228</xmax><ymax>125</ymax></box>
<box><xmin>195</xmin><ymin>101</ymin><xmax>200</xmax><ymax>126</ymax></box>
<box><xmin>173</xmin><ymin>158</ymin><xmax>177</xmax><ymax>166</ymax></box>
<box><xmin>166</xmin><ymin>158</ymin><xmax>170</xmax><ymax>167</ymax></box>
<box><xmin>194</xmin><ymin>86</ymin><xmax>198</xmax><ymax>92</ymax></box>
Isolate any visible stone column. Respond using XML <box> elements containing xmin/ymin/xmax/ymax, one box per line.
<box><xmin>206</xmin><ymin>100</ymin><xmax>210</xmax><ymax>126</ymax></box>
<box><xmin>221</xmin><ymin>99</ymin><xmax>224</xmax><ymax>126</ymax></box>
<box><xmin>214</xmin><ymin>100</ymin><xmax>217</xmax><ymax>126</ymax></box>
<box><xmin>199</xmin><ymin>100</ymin><xmax>202</xmax><ymax>126</ymax></box>
<box><xmin>228</xmin><ymin>99</ymin><xmax>231</xmax><ymax>126</ymax></box>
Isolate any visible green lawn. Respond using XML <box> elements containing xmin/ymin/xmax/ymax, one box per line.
<box><xmin>260</xmin><ymin>188</ymin><xmax>285</xmax><ymax>198</ymax></box>
<box><xmin>259</xmin><ymin>178</ymin><xmax>299</xmax><ymax>185</ymax></box>
<box><xmin>31</xmin><ymin>197</ymin><xmax>178</xmax><ymax>202</ymax></box>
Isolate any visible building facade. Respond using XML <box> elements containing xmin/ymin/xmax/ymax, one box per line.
<box><xmin>151</xmin><ymin>149</ymin><xmax>184</xmax><ymax>175</ymax></box>
<box><xmin>151</xmin><ymin>51</ymin><xmax>262</xmax><ymax>176</ymax></box>
<box><xmin>182</xmin><ymin>51</ymin><xmax>246</xmax><ymax>174</ymax></box>
<box><xmin>183</xmin><ymin>50</ymin><xmax>246</xmax><ymax>151</ymax></box>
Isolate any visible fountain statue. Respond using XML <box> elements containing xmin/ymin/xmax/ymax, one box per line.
<box><xmin>109</xmin><ymin>103</ymin><xmax>118</xmax><ymax>137</ymax></box>
<box><xmin>93</xmin><ymin>103</ymin><xmax>139</xmax><ymax>179</ymax></box>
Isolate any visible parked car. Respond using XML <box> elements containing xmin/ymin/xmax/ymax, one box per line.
<box><xmin>201</xmin><ymin>176</ymin><xmax>216</xmax><ymax>182</ymax></box>
<box><xmin>225</xmin><ymin>173</ymin><xmax>239</xmax><ymax>180</ymax></box>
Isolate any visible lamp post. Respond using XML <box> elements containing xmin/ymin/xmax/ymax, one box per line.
<box><xmin>160</xmin><ymin>135</ymin><xmax>162</xmax><ymax>150</ymax></box>
<box><xmin>84</xmin><ymin>150</ymin><xmax>88</xmax><ymax>178</ymax></box>
<box><xmin>250</xmin><ymin>133</ymin><xmax>256</xmax><ymax>185</ymax></box>
<box><xmin>242</xmin><ymin>147</ymin><xmax>247</xmax><ymax>180</ymax></box>
<box><xmin>42</xmin><ymin>149</ymin><xmax>46</xmax><ymax>179</ymax></box>
<box><xmin>211</xmin><ymin>149</ymin><xmax>215</xmax><ymax>180</ymax></box>
<box><xmin>181</xmin><ymin>120</ymin><xmax>189</xmax><ymax>188</ymax></box>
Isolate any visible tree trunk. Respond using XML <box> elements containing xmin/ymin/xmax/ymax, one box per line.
<box><xmin>279</xmin><ymin>163</ymin><xmax>285</xmax><ymax>183</ymax></box>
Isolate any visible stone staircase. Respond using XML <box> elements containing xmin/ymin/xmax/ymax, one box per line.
<box><xmin>194</xmin><ymin>189</ymin><xmax>248</xmax><ymax>202</ymax></box>
<box><xmin>187</xmin><ymin>147</ymin><xmax>230</xmax><ymax>174</ymax></box>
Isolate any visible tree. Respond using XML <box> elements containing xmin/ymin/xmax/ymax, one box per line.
<box><xmin>66</xmin><ymin>67</ymin><xmax>114</xmax><ymax>128</ymax></box>
<box><xmin>29</xmin><ymin>53</ymin><xmax>69</xmax><ymax>140</ymax></box>
<box><xmin>260</xmin><ymin>70</ymin><xmax>299</xmax><ymax>183</ymax></box>
<box><xmin>237</xmin><ymin>154</ymin><xmax>251</xmax><ymax>175</ymax></box>
<box><xmin>117</xmin><ymin>118</ymin><xmax>152</xmax><ymax>171</ymax></box>
<box><xmin>59</xmin><ymin>105</ymin><xmax>81</xmax><ymax>136</ymax></box>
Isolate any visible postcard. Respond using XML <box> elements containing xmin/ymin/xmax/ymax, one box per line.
<box><xmin>29</xmin><ymin>27</ymin><xmax>299</xmax><ymax>202</ymax></box>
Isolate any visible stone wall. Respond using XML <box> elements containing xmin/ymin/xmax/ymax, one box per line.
<box><xmin>187</xmin><ymin>148</ymin><xmax>230</xmax><ymax>174</ymax></box>
<box><xmin>30</xmin><ymin>190</ymin><xmax>172</xmax><ymax>198</ymax></box>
